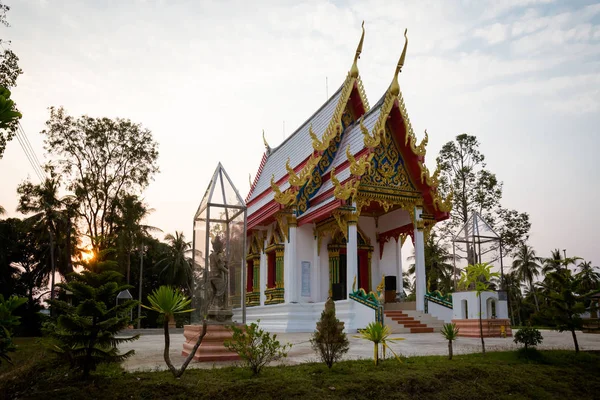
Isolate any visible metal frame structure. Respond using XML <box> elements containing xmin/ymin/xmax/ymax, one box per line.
<box><xmin>192</xmin><ymin>163</ymin><xmax>247</xmax><ymax>324</ymax></box>
<box><xmin>452</xmin><ymin>211</ymin><xmax>505</xmax><ymax>290</ymax></box>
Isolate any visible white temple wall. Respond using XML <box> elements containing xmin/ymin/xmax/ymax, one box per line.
<box><xmin>295</xmin><ymin>224</ymin><xmax>314</xmax><ymax>303</ymax></box>
<box><xmin>378</xmin><ymin>208</ymin><xmax>411</xmax><ymax>233</ymax></box>
<box><xmin>379</xmin><ymin>239</ymin><xmax>397</xmax><ymax>279</ymax></box>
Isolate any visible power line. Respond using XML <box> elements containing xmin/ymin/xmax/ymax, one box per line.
<box><xmin>14</xmin><ymin>128</ymin><xmax>44</xmax><ymax>182</ymax></box>
<box><xmin>17</xmin><ymin>122</ymin><xmax>45</xmax><ymax>178</ymax></box>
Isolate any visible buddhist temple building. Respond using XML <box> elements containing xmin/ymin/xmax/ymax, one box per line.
<box><xmin>235</xmin><ymin>24</ymin><xmax>453</xmax><ymax>332</ymax></box>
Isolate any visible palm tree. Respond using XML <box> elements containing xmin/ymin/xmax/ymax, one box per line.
<box><xmin>576</xmin><ymin>261</ymin><xmax>600</xmax><ymax>293</ymax></box>
<box><xmin>156</xmin><ymin>232</ymin><xmax>195</xmax><ymax>294</ymax></box>
<box><xmin>16</xmin><ymin>178</ymin><xmax>66</xmax><ymax>302</ymax></box>
<box><xmin>503</xmin><ymin>271</ymin><xmax>523</xmax><ymax>326</ymax></box>
<box><xmin>112</xmin><ymin>194</ymin><xmax>159</xmax><ymax>284</ymax></box>
<box><xmin>143</xmin><ymin>286</ymin><xmax>207</xmax><ymax>378</ymax></box>
<box><xmin>355</xmin><ymin>322</ymin><xmax>404</xmax><ymax>365</ymax></box>
<box><xmin>512</xmin><ymin>244</ymin><xmax>542</xmax><ymax>311</ymax></box>
<box><xmin>408</xmin><ymin>232</ymin><xmax>455</xmax><ymax>293</ymax></box>
<box><xmin>0</xmin><ymin>205</ymin><xmax>5</xmax><ymax>215</ymax></box>
<box><xmin>542</xmin><ymin>249</ymin><xmax>563</xmax><ymax>275</ymax></box>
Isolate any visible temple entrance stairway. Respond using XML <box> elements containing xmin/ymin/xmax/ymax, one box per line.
<box><xmin>383</xmin><ymin>304</ymin><xmax>445</xmax><ymax>334</ymax></box>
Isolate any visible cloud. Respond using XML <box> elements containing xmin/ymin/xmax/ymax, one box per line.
<box><xmin>474</xmin><ymin>23</ymin><xmax>509</xmax><ymax>45</ymax></box>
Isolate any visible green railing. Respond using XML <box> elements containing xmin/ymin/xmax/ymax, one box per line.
<box><xmin>349</xmin><ymin>288</ymin><xmax>384</xmax><ymax>325</ymax></box>
<box><xmin>424</xmin><ymin>290</ymin><xmax>453</xmax><ymax>311</ymax></box>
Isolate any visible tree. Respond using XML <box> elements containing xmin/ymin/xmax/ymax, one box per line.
<box><xmin>47</xmin><ymin>270</ymin><xmax>139</xmax><ymax>377</ymax></box>
<box><xmin>575</xmin><ymin>261</ymin><xmax>600</xmax><ymax>293</ymax></box>
<box><xmin>459</xmin><ymin>263</ymin><xmax>500</xmax><ymax>354</ymax></box>
<box><xmin>440</xmin><ymin>323</ymin><xmax>459</xmax><ymax>360</ymax></box>
<box><xmin>503</xmin><ymin>271</ymin><xmax>523</xmax><ymax>326</ymax></box>
<box><xmin>310</xmin><ymin>298</ymin><xmax>349</xmax><ymax>368</ymax></box>
<box><xmin>156</xmin><ymin>232</ymin><xmax>194</xmax><ymax>294</ymax></box>
<box><xmin>17</xmin><ymin>177</ymin><xmax>72</xmax><ymax>302</ymax></box>
<box><xmin>355</xmin><ymin>321</ymin><xmax>404</xmax><ymax>365</ymax></box>
<box><xmin>112</xmin><ymin>194</ymin><xmax>158</xmax><ymax>284</ymax></box>
<box><xmin>436</xmin><ymin>134</ymin><xmax>530</xmax><ymax>260</ymax></box>
<box><xmin>537</xmin><ymin>270</ymin><xmax>599</xmax><ymax>353</ymax></box>
<box><xmin>0</xmin><ymin>2</ymin><xmax>23</xmax><ymax>158</ymax></box>
<box><xmin>408</xmin><ymin>231</ymin><xmax>455</xmax><ymax>293</ymax></box>
<box><xmin>542</xmin><ymin>249</ymin><xmax>563</xmax><ymax>275</ymax></box>
<box><xmin>143</xmin><ymin>286</ymin><xmax>207</xmax><ymax>378</ymax></box>
<box><xmin>512</xmin><ymin>244</ymin><xmax>542</xmax><ymax>311</ymax></box>
<box><xmin>42</xmin><ymin>106</ymin><xmax>159</xmax><ymax>252</ymax></box>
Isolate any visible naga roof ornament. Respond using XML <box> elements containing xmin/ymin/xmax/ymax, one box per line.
<box><xmin>262</xmin><ymin>130</ymin><xmax>271</xmax><ymax>154</ymax></box>
<box><xmin>390</xmin><ymin>29</ymin><xmax>408</xmax><ymax>97</ymax></box>
<box><xmin>350</xmin><ymin>21</ymin><xmax>365</xmax><ymax>78</ymax></box>
<box><xmin>330</xmin><ymin>167</ymin><xmax>360</xmax><ymax>201</ymax></box>
<box><xmin>270</xmin><ymin>175</ymin><xmax>296</xmax><ymax>206</ymax></box>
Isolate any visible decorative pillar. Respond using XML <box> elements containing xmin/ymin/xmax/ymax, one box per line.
<box><xmin>414</xmin><ymin>207</ymin><xmax>426</xmax><ymax>312</ymax></box>
<box><xmin>396</xmin><ymin>236</ymin><xmax>403</xmax><ymax>297</ymax></box>
<box><xmin>285</xmin><ymin>215</ymin><xmax>297</xmax><ymax>303</ymax></box>
<box><xmin>313</xmin><ymin>227</ymin><xmax>320</xmax><ymax>302</ymax></box>
<box><xmin>259</xmin><ymin>249</ymin><xmax>267</xmax><ymax>306</ymax></box>
<box><xmin>346</xmin><ymin>211</ymin><xmax>359</xmax><ymax>299</ymax></box>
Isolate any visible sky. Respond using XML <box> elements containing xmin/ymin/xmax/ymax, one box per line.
<box><xmin>1</xmin><ymin>0</ymin><xmax>599</xmax><ymax>268</ymax></box>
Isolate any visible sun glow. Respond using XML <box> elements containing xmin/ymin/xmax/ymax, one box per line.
<box><xmin>81</xmin><ymin>249</ymin><xmax>95</xmax><ymax>262</ymax></box>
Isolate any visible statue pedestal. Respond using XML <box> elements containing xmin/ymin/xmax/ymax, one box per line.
<box><xmin>182</xmin><ymin>323</ymin><xmax>241</xmax><ymax>362</ymax></box>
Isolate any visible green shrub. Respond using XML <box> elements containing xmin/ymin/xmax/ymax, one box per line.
<box><xmin>224</xmin><ymin>320</ymin><xmax>291</xmax><ymax>375</ymax></box>
<box><xmin>514</xmin><ymin>326</ymin><xmax>543</xmax><ymax>351</ymax></box>
<box><xmin>310</xmin><ymin>298</ymin><xmax>349</xmax><ymax>368</ymax></box>
<box><xmin>0</xmin><ymin>295</ymin><xmax>27</xmax><ymax>364</ymax></box>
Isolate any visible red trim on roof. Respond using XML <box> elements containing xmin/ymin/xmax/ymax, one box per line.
<box><xmin>246</xmin><ymin>152</ymin><xmax>268</xmax><ymax>202</ymax></box>
<box><xmin>298</xmin><ymin>199</ymin><xmax>344</xmax><ymax>226</ymax></box>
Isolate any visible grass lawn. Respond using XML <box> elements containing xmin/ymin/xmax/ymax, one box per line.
<box><xmin>2</xmin><ymin>337</ymin><xmax>600</xmax><ymax>400</ymax></box>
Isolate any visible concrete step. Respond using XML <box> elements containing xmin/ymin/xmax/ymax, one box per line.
<box><xmin>384</xmin><ymin>310</ymin><xmax>444</xmax><ymax>334</ymax></box>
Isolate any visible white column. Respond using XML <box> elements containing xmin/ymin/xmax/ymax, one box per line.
<box><xmin>285</xmin><ymin>215</ymin><xmax>298</xmax><ymax>303</ymax></box>
<box><xmin>396</xmin><ymin>237</ymin><xmax>403</xmax><ymax>297</ymax></box>
<box><xmin>346</xmin><ymin>211</ymin><xmax>358</xmax><ymax>299</ymax></box>
<box><xmin>414</xmin><ymin>206</ymin><xmax>426</xmax><ymax>312</ymax></box>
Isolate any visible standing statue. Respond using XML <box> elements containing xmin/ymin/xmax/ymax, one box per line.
<box><xmin>207</xmin><ymin>234</ymin><xmax>233</xmax><ymax>322</ymax></box>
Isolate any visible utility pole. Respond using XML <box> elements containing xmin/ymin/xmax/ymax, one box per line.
<box><xmin>137</xmin><ymin>241</ymin><xmax>144</xmax><ymax>329</ymax></box>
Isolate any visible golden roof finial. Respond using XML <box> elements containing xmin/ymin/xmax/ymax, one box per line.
<box><xmin>350</xmin><ymin>21</ymin><xmax>365</xmax><ymax>78</ymax></box>
<box><xmin>262</xmin><ymin>130</ymin><xmax>270</xmax><ymax>152</ymax></box>
<box><xmin>390</xmin><ymin>29</ymin><xmax>408</xmax><ymax>96</ymax></box>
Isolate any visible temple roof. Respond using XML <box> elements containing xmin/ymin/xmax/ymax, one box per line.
<box><xmin>246</xmin><ymin>84</ymin><xmax>345</xmax><ymax>205</ymax></box>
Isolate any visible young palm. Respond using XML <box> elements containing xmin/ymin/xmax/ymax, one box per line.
<box><xmin>0</xmin><ymin>205</ymin><xmax>5</xmax><ymax>216</ymax></box>
<box><xmin>355</xmin><ymin>322</ymin><xmax>404</xmax><ymax>365</ymax></box>
<box><xmin>512</xmin><ymin>244</ymin><xmax>542</xmax><ymax>311</ymax></box>
<box><xmin>440</xmin><ymin>323</ymin><xmax>460</xmax><ymax>360</ymax></box>
<box><xmin>143</xmin><ymin>286</ymin><xmax>207</xmax><ymax>378</ymax></box>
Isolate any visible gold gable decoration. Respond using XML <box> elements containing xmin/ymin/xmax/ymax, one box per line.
<box><xmin>286</xmin><ymin>155</ymin><xmax>321</xmax><ymax>187</ymax></box>
<box><xmin>271</xmin><ymin>175</ymin><xmax>296</xmax><ymax>207</ymax></box>
<box><xmin>331</xmin><ymin>167</ymin><xmax>360</xmax><ymax>201</ymax></box>
<box><xmin>347</xmin><ymin>145</ymin><xmax>373</xmax><ymax>176</ymax></box>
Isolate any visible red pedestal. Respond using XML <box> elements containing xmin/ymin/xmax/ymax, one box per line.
<box><xmin>452</xmin><ymin>319</ymin><xmax>512</xmax><ymax>338</ymax></box>
<box><xmin>181</xmin><ymin>324</ymin><xmax>241</xmax><ymax>362</ymax></box>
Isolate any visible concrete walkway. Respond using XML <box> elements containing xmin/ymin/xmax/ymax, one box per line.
<box><xmin>119</xmin><ymin>329</ymin><xmax>600</xmax><ymax>372</ymax></box>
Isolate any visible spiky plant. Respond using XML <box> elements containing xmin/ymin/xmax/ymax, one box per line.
<box><xmin>355</xmin><ymin>322</ymin><xmax>404</xmax><ymax>365</ymax></box>
<box><xmin>143</xmin><ymin>286</ymin><xmax>207</xmax><ymax>378</ymax></box>
<box><xmin>440</xmin><ymin>323</ymin><xmax>459</xmax><ymax>360</ymax></box>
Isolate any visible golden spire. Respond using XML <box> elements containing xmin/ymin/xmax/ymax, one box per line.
<box><xmin>262</xmin><ymin>130</ymin><xmax>270</xmax><ymax>152</ymax></box>
<box><xmin>390</xmin><ymin>29</ymin><xmax>408</xmax><ymax>96</ymax></box>
<box><xmin>350</xmin><ymin>21</ymin><xmax>365</xmax><ymax>78</ymax></box>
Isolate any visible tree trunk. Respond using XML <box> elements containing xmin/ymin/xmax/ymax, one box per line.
<box><xmin>127</xmin><ymin>251</ymin><xmax>131</xmax><ymax>285</ymax></box>
<box><xmin>479</xmin><ymin>295</ymin><xmax>485</xmax><ymax>354</ymax></box>
<box><xmin>531</xmin><ymin>282</ymin><xmax>540</xmax><ymax>312</ymax></box>
<box><xmin>571</xmin><ymin>328</ymin><xmax>580</xmax><ymax>353</ymax></box>
<box><xmin>374</xmin><ymin>343</ymin><xmax>379</xmax><ymax>366</ymax></box>
<box><xmin>49</xmin><ymin>229</ymin><xmax>56</xmax><ymax>316</ymax></box>
<box><xmin>162</xmin><ymin>317</ymin><xmax>178</xmax><ymax>376</ymax></box>
<box><xmin>176</xmin><ymin>319</ymin><xmax>208</xmax><ymax>378</ymax></box>
<box><xmin>448</xmin><ymin>340</ymin><xmax>453</xmax><ymax>360</ymax></box>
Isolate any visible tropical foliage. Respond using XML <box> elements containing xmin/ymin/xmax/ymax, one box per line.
<box><xmin>0</xmin><ymin>294</ymin><xmax>26</xmax><ymax>364</ymax></box>
<box><xmin>513</xmin><ymin>326</ymin><xmax>543</xmax><ymax>352</ymax></box>
<box><xmin>310</xmin><ymin>298</ymin><xmax>349</xmax><ymax>369</ymax></box>
<box><xmin>224</xmin><ymin>320</ymin><xmax>292</xmax><ymax>375</ymax></box>
<box><xmin>440</xmin><ymin>323</ymin><xmax>459</xmax><ymax>360</ymax></box>
<box><xmin>143</xmin><ymin>286</ymin><xmax>206</xmax><ymax>378</ymax></box>
<box><xmin>46</xmin><ymin>271</ymin><xmax>139</xmax><ymax>377</ymax></box>
<box><xmin>355</xmin><ymin>322</ymin><xmax>404</xmax><ymax>365</ymax></box>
